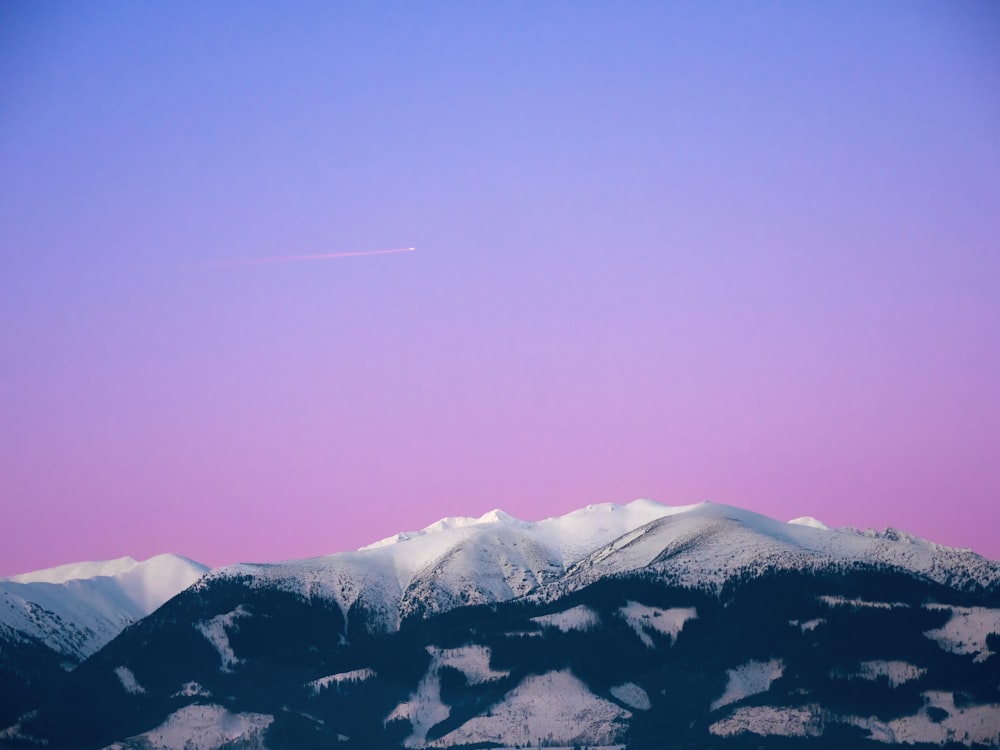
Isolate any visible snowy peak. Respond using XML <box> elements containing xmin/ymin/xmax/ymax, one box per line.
<box><xmin>477</xmin><ymin>508</ymin><xmax>516</xmax><ymax>524</ymax></box>
<box><xmin>3</xmin><ymin>553</ymin><xmax>209</xmax><ymax>616</ymax></box>
<box><xmin>0</xmin><ymin>554</ymin><xmax>209</xmax><ymax>663</ymax></box>
<box><xmin>109</xmin><ymin>554</ymin><xmax>211</xmax><ymax>614</ymax></box>
<box><xmin>787</xmin><ymin>516</ymin><xmax>831</xmax><ymax>531</ymax></box>
<box><xmin>359</xmin><ymin>508</ymin><xmax>522</xmax><ymax>551</ymax></box>
<box><xmin>7</xmin><ymin>556</ymin><xmax>144</xmax><ymax>585</ymax></box>
<box><xmin>558</xmin><ymin>501</ymin><xmax>999</xmax><ymax>594</ymax></box>
<box><xmin>359</xmin><ymin>499</ymin><xmax>677</xmax><ymax>557</ymax></box>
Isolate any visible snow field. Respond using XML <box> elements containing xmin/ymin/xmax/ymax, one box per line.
<box><xmin>831</xmin><ymin>660</ymin><xmax>926</xmax><ymax>688</ymax></box>
<box><xmin>707</xmin><ymin>692</ymin><xmax>1000</xmax><ymax>745</ymax></box>
<box><xmin>386</xmin><ymin>645</ymin><xmax>510</xmax><ymax>747</ymax></box>
<box><xmin>427</xmin><ymin>670</ymin><xmax>630</xmax><ymax>748</ymax></box>
<box><xmin>0</xmin><ymin>711</ymin><xmax>42</xmax><ymax>745</ymax></box>
<box><xmin>617</xmin><ymin>601</ymin><xmax>697</xmax><ymax>648</ymax></box>
<box><xmin>845</xmin><ymin>691</ymin><xmax>1000</xmax><ymax>746</ymax></box>
<box><xmin>710</xmin><ymin>659</ymin><xmax>784</xmax><ymax>711</ymax></box>
<box><xmin>114</xmin><ymin>666</ymin><xmax>146</xmax><ymax>695</ymax></box>
<box><xmin>104</xmin><ymin>704</ymin><xmax>272</xmax><ymax>750</ymax></box>
<box><xmin>385</xmin><ymin>668</ymin><xmax>448</xmax><ymax>747</ymax></box>
<box><xmin>610</xmin><ymin>682</ymin><xmax>651</xmax><ymax>710</ymax></box>
<box><xmin>709</xmin><ymin>704</ymin><xmax>823</xmax><ymax>738</ymax></box>
<box><xmin>923</xmin><ymin>605</ymin><xmax>1000</xmax><ymax>663</ymax></box>
<box><xmin>195</xmin><ymin>605</ymin><xmax>250</xmax><ymax>673</ymax></box>
<box><xmin>818</xmin><ymin>595</ymin><xmax>909</xmax><ymax>610</ymax></box>
<box><xmin>171</xmin><ymin>682</ymin><xmax>211</xmax><ymax>698</ymax></box>
<box><xmin>309</xmin><ymin>667</ymin><xmax>377</xmax><ymax>694</ymax></box>
<box><xmin>429</xmin><ymin>645</ymin><xmax>510</xmax><ymax>684</ymax></box>
<box><xmin>531</xmin><ymin>604</ymin><xmax>600</xmax><ymax>633</ymax></box>
<box><xmin>788</xmin><ymin>618</ymin><xmax>825</xmax><ymax>632</ymax></box>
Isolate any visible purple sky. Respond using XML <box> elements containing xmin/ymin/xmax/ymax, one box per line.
<box><xmin>2</xmin><ymin>2</ymin><xmax>999</xmax><ymax>575</ymax></box>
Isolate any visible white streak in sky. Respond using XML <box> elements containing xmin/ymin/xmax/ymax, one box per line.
<box><xmin>217</xmin><ymin>247</ymin><xmax>415</xmax><ymax>266</ymax></box>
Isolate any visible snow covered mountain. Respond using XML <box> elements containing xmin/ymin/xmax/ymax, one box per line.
<box><xmin>1</xmin><ymin>554</ymin><xmax>210</xmax><ymax>664</ymax></box>
<box><xmin>193</xmin><ymin>500</ymin><xmax>997</xmax><ymax>635</ymax></box>
<box><xmin>4</xmin><ymin>501</ymin><xmax>999</xmax><ymax>750</ymax></box>
<box><xmin>196</xmin><ymin>499</ymin><xmax>677</xmax><ymax>634</ymax></box>
<box><xmin>551</xmin><ymin>500</ymin><xmax>999</xmax><ymax>596</ymax></box>
<box><xmin>0</xmin><ymin>554</ymin><xmax>209</xmax><ymax>729</ymax></box>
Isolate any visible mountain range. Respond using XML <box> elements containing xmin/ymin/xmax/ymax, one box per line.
<box><xmin>2</xmin><ymin>500</ymin><xmax>998</xmax><ymax>749</ymax></box>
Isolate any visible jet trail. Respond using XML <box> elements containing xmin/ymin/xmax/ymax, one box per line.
<box><xmin>218</xmin><ymin>247</ymin><xmax>415</xmax><ymax>266</ymax></box>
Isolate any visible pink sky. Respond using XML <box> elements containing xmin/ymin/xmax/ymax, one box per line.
<box><xmin>2</xmin><ymin>2</ymin><xmax>998</xmax><ymax>575</ymax></box>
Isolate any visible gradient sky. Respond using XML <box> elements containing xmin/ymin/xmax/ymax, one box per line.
<box><xmin>2</xmin><ymin>2</ymin><xmax>999</xmax><ymax>575</ymax></box>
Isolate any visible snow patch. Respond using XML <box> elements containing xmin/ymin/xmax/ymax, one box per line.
<box><xmin>710</xmin><ymin>659</ymin><xmax>784</xmax><ymax>711</ymax></box>
<box><xmin>385</xmin><ymin>672</ymin><xmax>448</xmax><ymax>747</ymax></box>
<box><xmin>617</xmin><ymin>602</ymin><xmax>697</xmax><ymax>648</ymax></box>
<box><xmin>923</xmin><ymin>605</ymin><xmax>1000</xmax><ymax>663</ymax></box>
<box><xmin>531</xmin><ymin>604</ymin><xmax>600</xmax><ymax>633</ymax></box>
<box><xmin>818</xmin><ymin>595</ymin><xmax>909</xmax><ymax>610</ymax></box>
<box><xmin>709</xmin><ymin>692</ymin><xmax>1000</xmax><ymax>745</ymax></box>
<box><xmin>114</xmin><ymin>665</ymin><xmax>146</xmax><ymax>695</ymax></box>
<box><xmin>789</xmin><ymin>618</ymin><xmax>825</xmax><ymax>633</ymax></box>
<box><xmin>172</xmin><ymin>681</ymin><xmax>211</xmax><ymax>698</ymax></box>
<box><xmin>309</xmin><ymin>668</ymin><xmax>377</xmax><ymax>694</ymax></box>
<box><xmin>427</xmin><ymin>670</ymin><xmax>630</xmax><ymax>748</ymax></box>
<box><xmin>0</xmin><ymin>711</ymin><xmax>44</xmax><ymax>745</ymax></box>
<box><xmin>709</xmin><ymin>704</ymin><xmax>823</xmax><ymax>738</ymax></box>
<box><xmin>386</xmin><ymin>645</ymin><xmax>509</xmax><ymax>747</ymax></box>
<box><xmin>845</xmin><ymin>691</ymin><xmax>1000</xmax><ymax>746</ymax></box>
<box><xmin>610</xmin><ymin>682</ymin><xmax>650</xmax><ymax>710</ymax></box>
<box><xmin>105</xmin><ymin>704</ymin><xmax>272</xmax><ymax>750</ymax></box>
<box><xmin>832</xmin><ymin>660</ymin><xmax>926</xmax><ymax>688</ymax></box>
<box><xmin>195</xmin><ymin>606</ymin><xmax>250</xmax><ymax>673</ymax></box>
<box><xmin>432</xmin><ymin>645</ymin><xmax>510</xmax><ymax>685</ymax></box>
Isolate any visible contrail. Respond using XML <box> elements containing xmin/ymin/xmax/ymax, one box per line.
<box><xmin>216</xmin><ymin>247</ymin><xmax>415</xmax><ymax>266</ymax></box>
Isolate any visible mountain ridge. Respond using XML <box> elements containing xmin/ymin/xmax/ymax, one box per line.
<box><xmin>4</xmin><ymin>500</ymin><xmax>999</xmax><ymax>750</ymax></box>
<box><xmin>192</xmin><ymin>500</ymin><xmax>999</xmax><ymax>637</ymax></box>
<box><xmin>1</xmin><ymin>553</ymin><xmax>209</xmax><ymax>663</ymax></box>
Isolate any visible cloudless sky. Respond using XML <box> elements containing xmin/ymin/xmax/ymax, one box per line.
<box><xmin>2</xmin><ymin>1</ymin><xmax>999</xmax><ymax>574</ymax></box>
